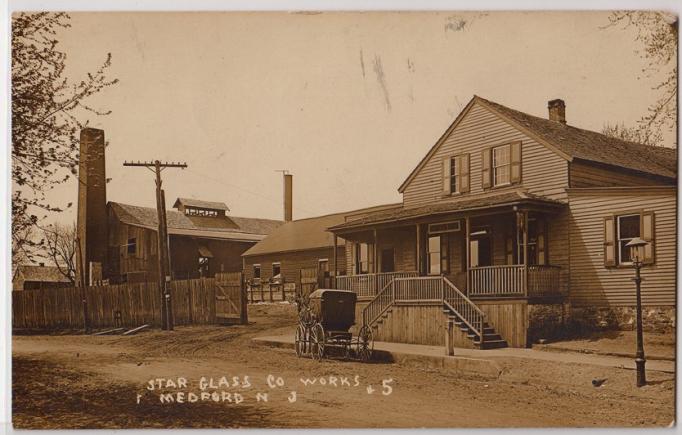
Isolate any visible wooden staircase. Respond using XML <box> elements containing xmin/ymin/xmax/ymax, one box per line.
<box><xmin>362</xmin><ymin>276</ymin><xmax>508</xmax><ymax>350</ymax></box>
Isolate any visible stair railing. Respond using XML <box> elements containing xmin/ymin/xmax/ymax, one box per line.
<box><xmin>362</xmin><ymin>279</ymin><xmax>396</xmax><ymax>328</ymax></box>
<box><xmin>442</xmin><ymin>276</ymin><xmax>487</xmax><ymax>346</ymax></box>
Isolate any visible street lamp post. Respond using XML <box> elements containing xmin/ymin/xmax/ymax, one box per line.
<box><xmin>625</xmin><ymin>236</ymin><xmax>648</xmax><ymax>387</ymax></box>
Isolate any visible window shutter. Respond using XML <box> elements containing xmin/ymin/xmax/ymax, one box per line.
<box><xmin>442</xmin><ymin>157</ymin><xmax>451</xmax><ymax>195</ymax></box>
<box><xmin>368</xmin><ymin>244</ymin><xmax>375</xmax><ymax>273</ymax></box>
<box><xmin>510</xmin><ymin>141</ymin><xmax>522</xmax><ymax>184</ymax></box>
<box><xmin>460</xmin><ymin>154</ymin><xmax>470</xmax><ymax>193</ymax></box>
<box><xmin>603</xmin><ymin>216</ymin><xmax>616</xmax><ymax>267</ymax></box>
<box><xmin>641</xmin><ymin>211</ymin><xmax>655</xmax><ymax>264</ymax></box>
<box><xmin>481</xmin><ymin>148</ymin><xmax>492</xmax><ymax>189</ymax></box>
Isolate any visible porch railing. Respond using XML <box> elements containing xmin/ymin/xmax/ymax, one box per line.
<box><xmin>362</xmin><ymin>276</ymin><xmax>485</xmax><ymax>344</ymax></box>
<box><xmin>469</xmin><ymin>265</ymin><xmax>526</xmax><ymax>297</ymax></box>
<box><xmin>335</xmin><ymin>271</ymin><xmax>418</xmax><ymax>298</ymax></box>
<box><xmin>469</xmin><ymin>265</ymin><xmax>562</xmax><ymax>298</ymax></box>
<box><xmin>527</xmin><ymin>265</ymin><xmax>562</xmax><ymax>297</ymax></box>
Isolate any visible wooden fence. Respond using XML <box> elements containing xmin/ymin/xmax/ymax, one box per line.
<box><xmin>12</xmin><ymin>277</ymin><xmax>237</xmax><ymax>331</ymax></box>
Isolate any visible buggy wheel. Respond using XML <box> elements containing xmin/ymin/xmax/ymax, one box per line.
<box><xmin>357</xmin><ymin>325</ymin><xmax>374</xmax><ymax>362</ymax></box>
<box><xmin>295</xmin><ymin>324</ymin><xmax>306</xmax><ymax>357</ymax></box>
<box><xmin>310</xmin><ymin>323</ymin><xmax>325</xmax><ymax>361</ymax></box>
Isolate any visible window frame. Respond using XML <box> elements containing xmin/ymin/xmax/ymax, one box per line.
<box><xmin>492</xmin><ymin>144</ymin><xmax>512</xmax><ymax>187</ymax></box>
<box><xmin>355</xmin><ymin>243</ymin><xmax>370</xmax><ymax>274</ymax></box>
<box><xmin>616</xmin><ymin>213</ymin><xmax>641</xmax><ymax>266</ymax></box>
<box><xmin>253</xmin><ymin>264</ymin><xmax>261</xmax><ymax>279</ymax></box>
<box><xmin>127</xmin><ymin>238</ymin><xmax>137</xmax><ymax>256</ymax></box>
<box><xmin>271</xmin><ymin>262</ymin><xmax>282</xmax><ymax>277</ymax></box>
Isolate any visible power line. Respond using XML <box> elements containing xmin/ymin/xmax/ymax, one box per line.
<box><xmin>123</xmin><ymin>160</ymin><xmax>187</xmax><ymax>331</ymax></box>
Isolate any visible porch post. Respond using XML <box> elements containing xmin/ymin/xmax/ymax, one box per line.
<box><xmin>416</xmin><ymin>224</ymin><xmax>422</xmax><ymax>275</ymax></box>
<box><xmin>332</xmin><ymin>234</ymin><xmax>338</xmax><ymax>289</ymax></box>
<box><xmin>373</xmin><ymin>228</ymin><xmax>379</xmax><ymax>293</ymax></box>
<box><xmin>523</xmin><ymin>211</ymin><xmax>529</xmax><ymax>296</ymax></box>
<box><xmin>465</xmin><ymin>216</ymin><xmax>471</xmax><ymax>295</ymax></box>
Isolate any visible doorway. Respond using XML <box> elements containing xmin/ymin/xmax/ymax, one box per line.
<box><xmin>469</xmin><ymin>229</ymin><xmax>492</xmax><ymax>268</ymax></box>
<box><xmin>381</xmin><ymin>248</ymin><xmax>395</xmax><ymax>273</ymax></box>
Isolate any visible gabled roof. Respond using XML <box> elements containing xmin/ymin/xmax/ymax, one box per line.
<box><xmin>329</xmin><ymin>191</ymin><xmax>565</xmax><ymax>232</ymax></box>
<box><xmin>399</xmin><ymin>96</ymin><xmax>677</xmax><ymax>192</ymax></box>
<box><xmin>173</xmin><ymin>198</ymin><xmax>230</xmax><ymax>211</ymax></box>
<box><xmin>109</xmin><ymin>202</ymin><xmax>282</xmax><ymax>242</ymax></box>
<box><xmin>242</xmin><ymin>203</ymin><xmax>402</xmax><ymax>257</ymax></box>
<box><xmin>15</xmin><ymin>265</ymin><xmax>70</xmax><ymax>283</ymax></box>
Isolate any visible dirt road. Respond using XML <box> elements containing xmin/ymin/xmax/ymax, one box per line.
<box><xmin>12</xmin><ymin>304</ymin><xmax>675</xmax><ymax>428</ymax></box>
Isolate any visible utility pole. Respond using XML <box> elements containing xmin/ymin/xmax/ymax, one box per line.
<box><xmin>123</xmin><ymin>160</ymin><xmax>187</xmax><ymax>330</ymax></box>
<box><xmin>75</xmin><ymin>236</ymin><xmax>90</xmax><ymax>333</ymax></box>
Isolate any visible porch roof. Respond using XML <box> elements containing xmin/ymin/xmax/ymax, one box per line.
<box><xmin>328</xmin><ymin>191</ymin><xmax>566</xmax><ymax>232</ymax></box>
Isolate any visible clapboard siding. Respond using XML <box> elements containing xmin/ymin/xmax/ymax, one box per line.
<box><xmin>402</xmin><ymin>103</ymin><xmax>569</xmax><ymax>207</ymax></box>
<box><xmin>568</xmin><ymin>188</ymin><xmax>676</xmax><ymax>307</ymax></box>
<box><xmin>570</xmin><ymin>160</ymin><xmax>674</xmax><ymax>188</ymax></box>
<box><xmin>243</xmin><ymin>247</ymin><xmax>346</xmax><ymax>285</ymax></box>
<box><xmin>547</xmin><ymin>209</ymin><xmax>570</xmax><ymax>294</ymax></box>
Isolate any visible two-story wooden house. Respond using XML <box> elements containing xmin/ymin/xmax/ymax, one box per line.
<box><xmin>329</xmin><ymin>96</ymin><xmax>676</xmax><ymax>350</ymax></box>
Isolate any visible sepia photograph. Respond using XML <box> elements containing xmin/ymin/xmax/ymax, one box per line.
<box><xmin>5</xmin><ymin>5</ymin><xmax>679</xmax><ymax>430</ymax></box>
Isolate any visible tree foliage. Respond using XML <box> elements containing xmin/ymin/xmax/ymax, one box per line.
<box><xmin>605</xmin><ymin>11</ymin><xmax>678</xmax><ymax>147</ymax></box>
<box><xmin>12</xmin><ymin>12</ymin><xmax>118</xmax><ymax>265</ymax></box>
<box><xmin>41</xmin><ymin>222</ymin><xmax>77</xmax><ymax>284</ymax></box>
<box><xmin>601</xmin><ymin>122</ymin><xmax>663</xmax><ymax>147</ymax></box>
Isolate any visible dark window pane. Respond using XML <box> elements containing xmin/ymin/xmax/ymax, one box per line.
<box><xmin>619</xmin><ymin>215</ymin><xmax>640</xmax><ymax>239</ymax></box>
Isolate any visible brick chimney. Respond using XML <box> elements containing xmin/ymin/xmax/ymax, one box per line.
<box><xmin>548</xmin><ymin>99</ymin><xmax>566</xmax><ymax>124</ymax></box>
<box><xmin>283</xmin><ymin>173</ymin><xmax>293</xmax><ymax>222</ymax></box>
<box><xmin>76</xmin><ymin>128</ymin><xmax>108</xmax><ymax>285</ymax></box>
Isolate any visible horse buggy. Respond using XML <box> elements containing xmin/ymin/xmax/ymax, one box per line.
<box><xmin>295</xmin><ymin>289</ymin><xmax>374</xmax><ymax>361</ymax></box>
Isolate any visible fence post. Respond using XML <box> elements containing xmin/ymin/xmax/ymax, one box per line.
<box><xmin>239</xmin><ymin>273</ymin><xmax>248</xmax><ymax>325</ymax></box>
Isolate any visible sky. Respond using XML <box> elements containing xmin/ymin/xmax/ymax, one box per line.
<box><xmin>35</xmin><ymin>11</ymin><xmax>676</xmax><ymax>224</ymax></box>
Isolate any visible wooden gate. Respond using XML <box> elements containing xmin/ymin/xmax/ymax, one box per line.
<box><xmin>215</xmin><ymin>272</ymin><xmax>247</xmax><ymax>325</ymax></box>
<box><xmin>299</xmin><ymin>267</ymin><xmax>319</xmax><ymax>299</ymax></box>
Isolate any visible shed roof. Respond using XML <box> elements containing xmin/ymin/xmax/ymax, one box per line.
<box><xmin>173</xmin><ymin>198</ymin><xmax>230</xmax><ymax>211</ymax></box>
<box><xmin>399</xmin><ymin>96</ymin><xmax>677</xmax><ymax>192</ymax></box>
<box><xmin>16</xmin><ymin>265</ymin><xmax>71</xmax><ymax>283</ymax></box>
<box><xmin>109</xmin><ymin>202</ymin><xmax>282</xmax><ymax>241</ymax></box>
<box><xmin>329</xmin><ymin>191</ymin><xmax>565</xmax><ymax>232</ymax></box>
<box><xmin>242</xmin><ymin>203</ymin><xmax>402</xmax><ymax>257</ymax></box>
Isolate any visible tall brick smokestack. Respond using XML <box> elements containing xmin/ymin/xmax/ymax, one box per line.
<box><xmin>76</xmin><ymin>128</ymin><xmax>108</xmax><ymax>285</ymax></box>
<box><xmin>284</xmin><ymin>173</ymin><xmax>293</xmax><ymax>222</ymax></box>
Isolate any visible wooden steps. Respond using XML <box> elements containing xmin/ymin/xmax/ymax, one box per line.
<box><xmin>447</xmin><ymin>314</ymin><xmax>508</xmax><ymax>350</ymax></box>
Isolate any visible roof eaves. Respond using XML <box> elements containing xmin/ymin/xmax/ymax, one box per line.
<box><xmin>475</xmin><ymin>97</ymin><xmax>574</xmax><ymax>162</ymax></box>
<box><xmin>398</xmin><ymin>96</ymin><xmax>479</xmax><ymax>193</ymax></box>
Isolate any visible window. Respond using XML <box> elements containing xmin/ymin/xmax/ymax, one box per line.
<box><xmin>605</xmin><ymin>212</ymin><xmax>655</xmax><ymax>267</ymax></box>
<box><xmin>272</xmin><ymin>262</ymin><xmax>281</xmax><ymax>277</ymax></box>
<box><xmin>355</xmin><ymin>243</ymin><xmax>369</xmax><ymax>274</ymax></box>
<box><xmin>185</xmin><ymin>207</ymin><xmax>218</xmax><ymax>217</ymax></box>
<box><xmin>127</xmin><ymin>238</ymin><xmax>137</xmax><ymax>255</ymax></box>
<box><xmin>427</xmin><ymin>235</ymin><xmax>449</xmax><ymax>275</ymax></box>
<box><xmin>492</xmin><ymin>144</ymin><xmax>511</xmax><ymax>186</ymax></box>
<box><xmin>318</xmin><ymin>259</ymin><xmax>329</xmax><ymax>277</ymax></box>
<box><xmin>253</xmin><ymin>264</ymin><xmax>261</xmax><ymax>279</ymax></box>
<box><xmin>450</xmin><ymin>157</ymin><xmax>458</xmax><ymax>193</ymax></box>
<box><xmin>443</xmin><ymin>154</ymin><xmax>470</xmax><ymax>195</ymax></box>
<box><xmin>428</xmin><ymin>221</ymin><xmax>461</xmax><ymax>234</ymax></box>
<box><xmin>617</xmin><ymin>214</ymin><xmax>640</xmax><ymax>265</ymax></box>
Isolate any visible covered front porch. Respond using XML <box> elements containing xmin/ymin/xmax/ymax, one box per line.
<box><xmin>329</xmin><ymin>193</ymin><xmax>567</xmax><ymax>301</ymax></box>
